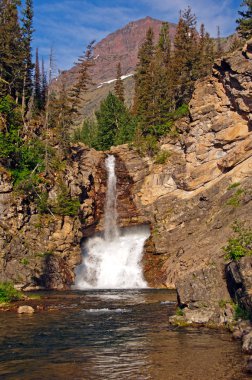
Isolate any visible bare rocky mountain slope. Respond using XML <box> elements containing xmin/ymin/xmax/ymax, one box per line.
<box><xmin>56</xmin><ymin>16</ymin><xmax>235</xmax><ymax>120</ymax></box>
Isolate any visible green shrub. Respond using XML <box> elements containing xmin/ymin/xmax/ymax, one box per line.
<box><xmin>35</xmin><ymin>251</ymin><xmax>54</xmax><ymax>258</ymax></box>
<box><xmin>218</xmin><ymin>299</ymin><xmax>231</xmax><ymax>308</ymax></box>
<box><xmin>223</xmin><ymin>222</ymin><xmax>252</xmax><ymax>261</ymax></box>
<box><xmin>133</xmin><ymin>133</ymin><xmax>159</xmax><ymax>157</ymax></box>
<box><xmin>146</xmin><ymin>104</ymin><xmax>188</xmax><ymax>138</ymax></box>
<box><xmin>35</xmin><ymin>192</ymin><xmax>50</xmax><ymax>214</ymax></box>
<box><xmin>20</xmin><ymin>258</ymin><xmax>29</xmax><ymax>266</ymax></box>
<box><xmin>72</xmin><ymin>119</ymin><xmax>98</xmax><ymax>148</ymax></box>
<box><xmin>53</xmin><ymin>181</ymin><xmax>80</xmax><ymax>217</ymax></box>
<box><xmin>227</xmin><ymin>182</ymin><xmax>241</xmax><ymax>190</ymax></box>
<box><xmin>155</xmin><ymin>150</ymin><xmax>171</xmax><ymax>164</ymax></box>
<box><xmin>226</xmin><ymin>188</ymin><xmax>244</xmax><ymax>207</ymax></box>
<box><xmin>176</xmin><ymin>307</ymin><xmax>184</xmax><ymax>316</ymax></box>
<box><xmin>234</xmin><ymin>304</ymin><xmax>251</xmax><ymax>320</ymax></box>
<box><xmin>0</xmin><ymin>282</ymin><xmax>23</xmax><ymax>303</ymax></box>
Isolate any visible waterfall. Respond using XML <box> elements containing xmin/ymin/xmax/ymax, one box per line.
<box><xmin>104</xmin><ymin>156</ymin><xmax>119</xmax><ymax>241</ymax></box>
<box><xmin>74</xmin><ymin>155</ymin><xmax>149</xmax><ymax>289</ymax></box>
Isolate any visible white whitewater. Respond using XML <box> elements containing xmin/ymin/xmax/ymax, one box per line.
<box><xmin>74</xmin><ymin>155</ymin><xmax>149</xmax><ymax>289</ymax></box>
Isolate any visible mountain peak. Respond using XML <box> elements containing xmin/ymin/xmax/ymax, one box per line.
<box><xmin>90</xmin><ymin>17</ymin><xmax>177</xmax><ymax>84</ymax></box>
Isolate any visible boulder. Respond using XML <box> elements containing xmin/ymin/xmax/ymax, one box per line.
<box><xmin>215</xmin><ymin>123</ymin><xmax>248</xmax><ymax>143</ymax></box>
<box><xmin>176</xmin><ymin>265</ymin><xmax>230</xmax><ymax>307</ymax></box>
<box><xmin>17</xmin><ymin>305</ymin><xmax>35</xmax><ymax>314</ymax></box>
<box><xmin>218</xmin><ymin>136</ymin><xmax>252</xmax><ymax>170</ymax></box>
<box><xmin>183</xmin><ymin>307</ymin><xmax>216</xmax><ymax>324</ymax></box>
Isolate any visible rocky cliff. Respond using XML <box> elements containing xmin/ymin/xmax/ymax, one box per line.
<box><xmin>111</xmin><ymin>49</ymin><xmax>252</xmax><ymax>307</ymax></box>
<box><xmin>0</xmin><ymin>49</ymin><xmax>251</xmax><ymax>301</ymax></box>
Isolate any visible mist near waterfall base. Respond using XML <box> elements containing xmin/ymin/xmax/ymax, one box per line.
<box><xmin>74</xmin><ymin>155</ymin><xmax>149</xmax><ymax>289</ymax></box>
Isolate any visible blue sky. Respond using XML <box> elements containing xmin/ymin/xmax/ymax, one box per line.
<box><xmin>32</xmin><ymin>0</ymin><xmax>242</xmax><ymax>71</ymax></box>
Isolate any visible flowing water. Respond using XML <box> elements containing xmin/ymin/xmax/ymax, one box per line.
<box><xmin>74</xmin><ymin>155</ymin><xmax>149</xmax><ymax>289</ymax></box>
<box><xmin>0</xmin><ymin>289</ymin><xmax>250</xmax><ymax>380</ymax></box>
<box><xmin>1</xmin><ymin>157</ymin><xmax>249</xmax><ymax>379</ymax></box>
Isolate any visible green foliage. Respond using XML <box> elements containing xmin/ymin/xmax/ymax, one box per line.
<box><xmin>218</xmin><ymin>299</ymin><xmax>231</xmax><ymax>308</ymax></box>
<box><xmin>0</xmin><ymin>96</ymin><xmax>22</xmax><ymax>161</ymax></box>
<box><xmin>114</xmin><ymin>62</ymin><xmax>124</xmax><ymax>103</ymax></box>
<box><xmin>234</xmin><ymin>304</ymin><xmax>251</xmax><ymax>320</ymax></box>
<box><xmin>72</xmin><ymin>119</ymin><xmax>98</xmax><ymax>148</ymax></box>
<box><xmin>53</xmin><ymin>181</ymin><xmax>80</xmax><ymax>217</ymax></box>
<box><xmin>35</xmin><ymin>250</ymin><xmax>54</xmax><ymax>258</ymax></box>
<box><xmin>226</xmin><ymin>188</ymin><xmax>244</xmax><ymax>207</ymax></box>
<box><xmin>35</xmin><ymin>192</ymin><xmax>49</xmax><ymax>214</ymax></box>
<box><xmin>228</xmin><ymin>182</ymin><xmax>241</xmax><ymax>190</ymax></box>
<box><xmin>223</xmin><ymin>222</ymin><xmax>252</xmax><ymax>261</ymax></box>
<box><xmin>0</xmin><ymin>96</ymin><xmax>45</xmax><ymax>187</ymax></box>
<box><xmin>172</xmin><ymin>104</ymin><xmax>189</xmax><ymax>119</ymax></box>
<box><xmin>46</xmin><ymin>146</ymin><xmax>66</xmax><ymax>172</ymax></box>
<box><xmin>20</xmin><ymin>258</ymin><xmax>29</xmax><ymax>266</ymax></box>
<box><xmin>155</xmin><ymin>150</ymin><xmax>171</xmax><ymax>164</ymax></box>
<box><xmin>95</xmin><ymin>92</ymin><xmax>137</xmax><ymax>150</ymax></box>
<box><xmin>133</xmin><ymin>132</ymin><xmax>159</xmax><ymax>157</ymax></box>
<box><xmin>0</xmin><ymin>1</ymin><xmax>24</xmax><ymax>99</ymax></box>
<box><xmin>176</xmin><ymin>307</ymin><xmax>184</xmax><ymax>316</ymax></box>
<box><xmin>236</xmin><ymin>0</ymin><xmax>252</xmax><ymax>40</ymax></box>
<box><xmin>0</xmin><ymin>282</ymin><xmax>23</xmax><ymax>303</ymax></box>
<box><xmin>133</xmin><ymin>27</ymin><xmax>155</xmax><ymax>132</ymax></box>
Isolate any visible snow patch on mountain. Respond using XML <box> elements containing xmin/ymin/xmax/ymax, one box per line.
<box><xmin>97</xmin><ymin>73</ymin><xmax>134</xmax><ymax>88</ymax></box>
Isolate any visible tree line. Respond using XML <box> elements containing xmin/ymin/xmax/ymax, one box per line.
<box><xmin>0</xmin><ymin>0</ymin><xmax>252</xmax><ymax>164</ymax></box>
<box><xmin>75</xmin><ymin>7</ymin><xmax>216</xmax><ymax>151</ymax></box>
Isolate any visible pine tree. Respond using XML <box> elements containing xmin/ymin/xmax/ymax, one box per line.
<box><xmin>152</xmin><ymin>22</ymin><xmax>174</xmax><ymax>130</ymax></box>
<box><xmin>34</xmin><ymin>48</ymin><xmax>41</xmax><ymax>111</ymax></box>
<box><xmin>95</xmin><ymin>92</ymin><xmax>136</xmax><ymax>150</ymax></box>
<box><xmin>49</xmin><ymin>82</ymin><xmax>73</xmax><ymax>152</ymax></box>
<box><xmin>198</xmin><ymin>23</ymin><xmax>215</xmax><ymax>77</ymax></box>
<box><xmin>21</xmin><ymin>0</ymin><xmax>34</xmax><ymax>114</ymax></box>
<box><xmin>70</xmin><ymin>40</ymin><xmax>95</xmax><ymax>115</ymax></box>
<box><xmin>114</xmin><ymin>62</ymin><xmax>124</xmax><ymax>103</ymax></box>
<box><xmin>172</xmin><ymin>6</ymin><xmax>199</xmax><ymax>105</ymax></box>
<box><xmin>236</xmin><ymin>0</ymin><xmax>252</xmax><ymax>39</ymax></box>
<box><xmin>0</xmin><ymin>0</ymin><xmax>24</xmax><ymax>100</ymax></box>
<box><xmin>133</xmin><ymin>27</ymin><xmax>156</xmax><ymax>134</ymax></box>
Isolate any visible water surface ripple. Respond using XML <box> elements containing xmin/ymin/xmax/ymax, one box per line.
<box><xmin>0</xmin><ymin>290</ymin><xmax>249</xmax><ymax>380</ymax></box>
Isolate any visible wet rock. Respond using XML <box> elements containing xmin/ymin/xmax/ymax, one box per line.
<box><xmin>17</xmin><ymin>306</ymin><xmax>35</xmax><ymax>314</ymax></box>
<box><xmin>183</xmin><ymin>307</ymin><xmax>216</xmax><ymax>324</ymax></box>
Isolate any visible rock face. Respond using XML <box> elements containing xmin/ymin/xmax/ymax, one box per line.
<box><xmin>59</xmin><ymin>17</ymin><xmax>175</xmax><ymax>88</ymax></box>
<box><xmin>0</xmin><ymin>145</ymin><xmax>106</xmax><ymax>290</ymax></box>
<box><xmin>110</xmin><ymin>50</ymin><xmax>252</xmax><ymax>306</ymax></box>
<box><xmin>1</xmin><ymin>49</ymin><xmax>251</xmax><ymax>298</ymax></box>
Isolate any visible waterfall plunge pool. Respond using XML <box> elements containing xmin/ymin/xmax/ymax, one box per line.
<box><xmin>0</xmin><ymin>289</ymin><xmax>249</xmax><ymax>380</ymax></box>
